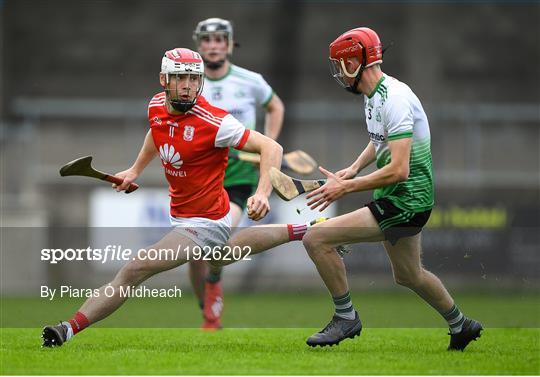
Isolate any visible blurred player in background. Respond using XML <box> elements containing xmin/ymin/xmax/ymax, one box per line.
<box><xmin>189</xmin><ymin>17</ymin><xmax>285</xmax><ymax>330</ymax></box>
<box><xmin>41</xmin><ymin>47</ymin><xmax>282</xmax><ymax>347</ymax></box>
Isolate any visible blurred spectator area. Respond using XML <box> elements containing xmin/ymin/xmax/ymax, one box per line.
<box><xmin>0</xmin><ymin>1</ymin><xmax>538</xmax><ymax>292</ymax></box>
<box><xmin>2</xmin><ymin>1</ymin><xmax>539</xmax><ymax>212</ymax></box>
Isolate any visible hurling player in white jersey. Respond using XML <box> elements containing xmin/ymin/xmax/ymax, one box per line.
<box><xmin>209</xmin><ymin>27</ymin><xmax>484</xmax><ymax>351</ymax></box>
<box><xmin>291</xmin><ymin>27</ymin><xmax>482</xmax><ymax>350</ymax></box>
<box><xmin>189</xmin><ymin>18</ymin><xmax>285</xmax><ymax>330</ymax></box>
<box><xmin>40</xmin><ymin>47</ymin><xmax>283</xmax><ymax>347</ymax></box>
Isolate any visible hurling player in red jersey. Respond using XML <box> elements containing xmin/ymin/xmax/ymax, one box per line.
<box><xmin>41</xmin><ymin>48</ymin><xmax>282</xmax><ymax>347</ymax></box>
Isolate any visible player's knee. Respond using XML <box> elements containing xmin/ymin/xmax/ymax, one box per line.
<box><xmin>302</xmin><ymin>232</ymin><xmax>318</xmax><ymax>253</ymax></box>
<box><xmin>302</xmin><ymin>233</ymin><xmax>332</xmax><ymax>258</ymax></box>
<box><xmin>120</xmin><ymin>259</ymin><xmax>156</xmax><ymax>284</ymax></box>
<box><xmin>393</xmin><ymin>269</ymin><xmax>424</xmax><ymax>288</ymax></box>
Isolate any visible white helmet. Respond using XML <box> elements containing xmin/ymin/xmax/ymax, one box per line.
<box><xmin>161</xmin><ymin>48</ymin><xmax>204</xmax><ymax>112</ymax></box>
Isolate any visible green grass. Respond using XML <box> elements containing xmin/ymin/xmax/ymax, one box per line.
<box><xmin>1</xmin><ymin>328</ymin><xmax>539</xmax><ymax>375</ymax></box>
<box><xmin>2</xmin><ymin>291</ymin><xmax>539</xmax><ymax>328</ymax></box>
<box><xmin>1</xmin><ymin>292</ymin><xmax>539</xmax><ymax>374</ymax></box>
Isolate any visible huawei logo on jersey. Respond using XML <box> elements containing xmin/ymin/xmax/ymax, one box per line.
<box><xmin>159</xmin><ymin>144</ymin><xmax>183</xmax><ymax>169</ymax></box>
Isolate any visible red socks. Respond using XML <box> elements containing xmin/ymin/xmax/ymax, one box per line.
<box><xmin>69</xmin><ymin>311</ymin><xmax>90</xmax><ymax>335</ymax></box>
<box><xmin>287</xmin><ymin>224</ymin><xmax>308</xmax><ymax>241</ymax></box>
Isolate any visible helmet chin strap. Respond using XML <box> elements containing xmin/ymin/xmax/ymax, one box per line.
<box><xmin>344</xmin><ymin>42</ymin><xmax>367</xmax><ymax>95</ymax></box>
<box><xmin>345</xmin><ymin>68</ymin><xmax>364</xmax><ymax>95</ymax></box>
<box><xmin>170</xmin><ymin>100</ymin><xmax>196</xmax><ymax>112</ymax></box>
<box><xmin>204</xmin><ymin>58</ymin><xmax>226</xmax><ymax>70</ymax></box>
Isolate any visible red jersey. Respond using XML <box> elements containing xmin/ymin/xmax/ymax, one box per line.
<box><xmin>148</xmin><ymin>93</ymin><xmax>250</xmax><ymax>219</ymax></box>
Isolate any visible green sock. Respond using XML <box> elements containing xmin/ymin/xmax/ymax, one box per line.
<box><xmin>442</xmin><ymin>304</ymin><xmax>466</xmax><ymax>334</ymax></box>
<box><xmin>333</xmin><ymin>291</ymin><xmax>355</xmax><ymax>320</ymax></box>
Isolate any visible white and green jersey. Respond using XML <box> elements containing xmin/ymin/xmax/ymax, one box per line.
<box><xmin>364</xmin><ymin>74</ymin><xmax>434</xmax><ymax>213</ymax></box>
<box><xmin>202</xmin><ymin>64</ymin><xmax>274</xmax><ymax>187</ymax></box>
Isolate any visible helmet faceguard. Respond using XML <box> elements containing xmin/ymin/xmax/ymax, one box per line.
<box><xmin>193</xmin><ymin>18</ymin><xmax>234</xmax><ymax>69</ymax></box>
<box><xmin>329</xmin><ymin>27</ymin><xmax>383</xmax><ymax>94</ymax></box>
<box><xmin>161</xmin><ymin>48</ymin><xmax>205</xmax><ymax>112</ymax></box>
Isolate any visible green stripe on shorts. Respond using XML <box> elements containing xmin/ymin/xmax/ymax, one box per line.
<box><xmin>379</xmin><ymin>211</ymin><xmax>415</xmax><ymax>230</ymax></box>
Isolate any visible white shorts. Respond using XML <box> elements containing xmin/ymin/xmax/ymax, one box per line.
<box><xmin>169</xmin><ymin>211</ymin><xmax>232</xmax><ymax>249</ymax></box>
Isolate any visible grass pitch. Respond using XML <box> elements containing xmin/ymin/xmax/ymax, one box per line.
<box><xmin>2</xmin><ymin>328</ymin><xmax>539</xmax><ymax>375</ymax></box>
<box><xmin>1</xmin><ymin>292</ymin><xmax>539</xmax><ymax>374</ymax></box>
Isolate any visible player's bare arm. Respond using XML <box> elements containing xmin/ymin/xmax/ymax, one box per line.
<box><xmin>240</xmin><ymin>130</ymin><xmax>283</xmax><ymax>220</ymax></box>
<box><xmin>347</xmin><ymin>137</ymin><xmax>411</xmax><ymax>191</ymax></box>
<box><xmin>114</xmin><ymin>129</ymin><xmax>158</xmax><ymax>191</ymax></box>
<box><xmin>264</xmin><ymin>94</ymin><xmax>285</xmax><ymax>140</ymax></box>
<box><xmin>307</xmin><ymin>138</ymin><xmax>411</xmax><ymax>211</ymax></box>
<box><xmin>336</xmin><ymin>141</ymin><xmax>376</xmax><ymax>179</ymax></box>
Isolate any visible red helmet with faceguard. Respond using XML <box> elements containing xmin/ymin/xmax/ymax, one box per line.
<box><xmin>329</xmin><ymin>27</ymin><xmax>383</xmax><ymax>94</ymax></box>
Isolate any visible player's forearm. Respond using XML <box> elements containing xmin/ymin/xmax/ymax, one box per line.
<box><xmin>263</xmin><ymin>95</ymin><xmax>284</xmax><ymax>140</ymax></box>
<box><xmin>256</xmin><ymin>140</ymin><xmax>283</xmax><ymax>197</ymax></box>
<box><xmin>346</xmin><ymin>162</ymin><xmax>408</xmax><ymax>193</ymax></box>
<box><xmin>130</xmin><ymin>130</ymin><xmax>158</xmax><ymax>174</ymax></box>
<box><xmin>350</xmin><ymin>142</ymin><xmax>376</xmax><ymax>173</ymax></box>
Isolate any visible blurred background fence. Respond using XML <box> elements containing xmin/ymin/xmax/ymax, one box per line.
<box><xmin>1</xmin><ymin>1</ymin><xmax>539</xmax><ymax>295</ymax></box>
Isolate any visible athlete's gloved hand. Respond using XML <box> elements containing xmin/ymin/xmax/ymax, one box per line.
<box><xmin>246</xmin><ymin>193</ymin><xmax>270</xmax><ymax>221</ymax></box>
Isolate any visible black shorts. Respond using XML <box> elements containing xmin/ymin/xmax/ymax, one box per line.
<box><xmin>225</xmin><ymin>184</ymin><xmax>255</xmax><ymax>211</ymax></box>
<box><xmin>366</xmin><ymin>198</ymin><xmax>431</xmax><ymax>245</ymax></box>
